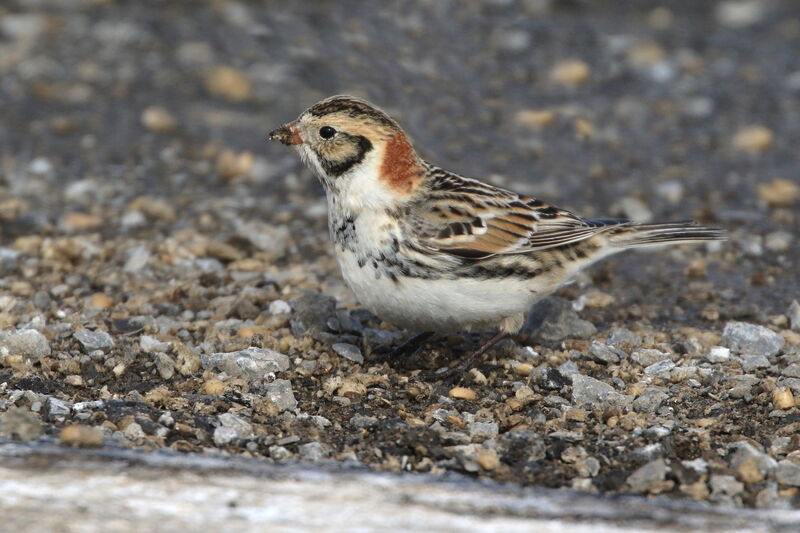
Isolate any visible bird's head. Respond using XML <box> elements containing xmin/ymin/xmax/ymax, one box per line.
<box><xmin>269</xmin><ymin>95</ymin><xmax>423</xmax><ymax>208</ymax></box>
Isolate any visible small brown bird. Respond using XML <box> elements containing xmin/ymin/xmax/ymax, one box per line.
<box><xmin>270</xmin><ymin>95</ymin><xmax>723</xmax><ymax>378</ymax></box>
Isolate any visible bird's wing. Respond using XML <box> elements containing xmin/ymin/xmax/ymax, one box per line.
<box><xmin>408</xmin><ymin>170</ymin><xmax>628</xmax><ymax>259</ymax></box>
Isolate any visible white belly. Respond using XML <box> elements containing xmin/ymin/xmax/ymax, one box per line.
<box><xmin>336</xmin><ymin>250</ymin><xmax>540</xmax><ymax>332</ymax></box>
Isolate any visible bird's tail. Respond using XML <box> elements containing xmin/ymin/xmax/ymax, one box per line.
<box><xmin>606</xmin><ymin>221</ymin><xmax>725</xmax><ymax>248</ymax></box>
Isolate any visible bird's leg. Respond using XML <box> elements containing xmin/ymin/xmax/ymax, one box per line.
<box><xmin>432</xmin><ymin>330</ymin><xmax>509</xmax><ymax>383</ymax></box>
<box><xmin>428</xmin><ymin>313</ymin><xmax>524</xmax><ymax>384</ymax></box>
<box><xmin>372</xmin><ymin>331</ymin><xmax>435</xmax><ymax>364</ymax></box>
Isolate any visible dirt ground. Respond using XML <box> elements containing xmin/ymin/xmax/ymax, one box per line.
<box><xmin>1</xmin><ymin>0</ymin><xmax>799</xmax><ymax>521</ymax></box>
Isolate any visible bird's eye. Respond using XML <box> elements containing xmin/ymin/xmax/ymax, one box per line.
<box><xmin>319</xmin><ymin>126</ymin><xmax>337</xmax><ymax>139</ymax></box>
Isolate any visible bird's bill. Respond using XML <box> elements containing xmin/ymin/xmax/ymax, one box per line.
<box><xmin>268</xmin><ymin>121</ymin><xmax>302</xmax><ymax>145</ymax></box>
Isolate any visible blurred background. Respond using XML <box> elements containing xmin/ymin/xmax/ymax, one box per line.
<box><xmin>0</xmin><ymin>0</ymin><xmax>798</xmax><ymax>328</ymax></box>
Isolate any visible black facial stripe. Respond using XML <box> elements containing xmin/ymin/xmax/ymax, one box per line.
<box><xmin>320</xmin><ymin>135</ymin><xmax>373</xmax><ymax>177</ymax></box>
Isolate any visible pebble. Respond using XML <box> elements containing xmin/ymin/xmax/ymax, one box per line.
<box><xmin>469</xmin><ymin>421</ymin><xmax>499</xmax><ymax>441</ymax></box>
<box><xmin>264</xmin><ymin>379</ymin><xmax>297</xmax><ymax>412</ymax></box>
<box><xmin>59</xmin><ymin>425</ymin><xmax>104</xmax><ymax>448</ymax></box>
<box><xmin>201</xmin><ymin>347</ymin><xmax>290</xmax><ymax>380</ymax></box>
<box><xmin>588</xmin><ymin>341</ymin><xmax>624</xmax><ymax>364</ymax></box>
<box><xmin>732</xmin><ymin>125</ymin><xmax>773</xmax><ymax>153</ymax></box>
<box><xmin>298</xmin><ymin>441</ymin><xmax>332</xmax><ymax>461</ymax></box>
<box><xmin>710</xmin><ymin>474</ymin><xmax>744</xmax><ymax>503</ymax></box>
<box><xmin>0</xmin><ymin>329</ymin><xmax>51</xmax><ymax>360</ymax></box>
<box><xmin>722</xmin><ymin>321</ymin><xmax>784</xmax><ymax>357</ymax></box>
<box><xmin>350</xmin><ymin>415</ymin><xmax>378</xmax><ymax>429</ymax></box>
<box><xmin>632</xmin><ymin>349</ymin><xmax>671</xmax><ymax>367</ymax></box>
<box><xmin>521</xmin><ymin>297</ymin><xmax>596</xmax><ymax>344</ymax></box>
<box><xmin>549</xmin><ymin>59</ymin><xmax>591</xmax><ymax>86</ymax></box>
<box><xmin>626</xmin><ymin>459</ymin><xmax>668</xmax><ymax>493</ymax></box>
<box><xmin>772</xmin><ymin>387</ymin><xmax>795</xmax><ymax>409</ymax></box>
<box><xmin>44</xmin><ymin>397</ymin><xmax>72</xmax><ymax>422</ymax></box>
<box><xmin>213</xmin><ymin>426</ymin><xmax>239</xmax><ymax>446</ymax></box>
<box><xmin>644</xmin><ymin>359</ymin><xmax>675</xmax><ymax>375</ymax></box>
<box><xmin>332</xmin><ymin>343</ymin><xmax>364</xmax><ymax>364</ymax></box>
<box><xmin>0</xmin><ymin>407</ymin><xmax>43</xmax><ymax>441</ymax></box>
<box><xmin>268</xmin><ymin>445</ymin><xmax>293</xmax><ymax>461</ymax></box>
<box><xmin>123</xmin><ymin>422</ymin><xmax>145</xmax><ymax>441</ymax></box>
<box><xmin>123</xmin><ymin>246</ymin><xmax>151</xmax><ymax>273</ymax></box>
<box><xmin>449</xmin><ymin>387</ymin><xmax>477</xmax><ymax>400</ymax></box>
<box><xmin>140</xmin><ymin>335</ymin><xmax>171</xmax><ymax>352</ymax></box>
<box><xmin>741</xmin><ymin>354</ymin><xmax>771</xmax><ymax>372</ymax></box>
<box><xmin>775</xmin><ymin>460</ymin><xmax>800</xmax><ymax>487</ymax></box>
<box><xmin>788</xmin><ymin>301</ymin><xmax>800</xmax><ymax>331</ymax></box>
<box><xmin>269</xmin><ymin>299</ymin><xmax>292</xmax><ymax>315</ymax></box>
<box><xmin>607</xmin><ymin>328</ymin><xmax>641</xmax><ymax>351</ymax></box>
<box><xmin>705</xmin><ymin>346</ymin><xmax>731</xmax><ymax>363</ymax></box>
<box><xmin>218</xmin><ymin>412</ymin><xmax>254</xmax><ymax>439</ymax></box>
<box><xmin>729</xmin><ymin>441</ymin><xmax>777</xmax><ymax>479</ymax></box>
<box><xmin>571</xmin><ymin>374</ymin><xmax>631</xmax><ymax>409</ymax></box>
<box><xmin>205</xmin><ymin>66</ymin><xmax>252</xmax><ymax>102</ymax></box>
<box><xmin>633</xmin><ymin>387</ymin><xmax>669</xmax><ymax>414</ymax></box>
<box><xmin>764</xmin><ymin>231</ymin><xmax>792</xmax><ymax>253</ymax></box>
<box><xmin>73</xmin><ymin>330</ymin><xmax>114</xmax><ymax>353</ymax></box>
<box><xmin>782</xmin><ymin>364</ymin><xmax>800</xmax><ymax>378</ymax></box>
<box><xmin>141</xmin><ymin>105</ymin><xmax>177</xmax><ymax>132</ymax></box>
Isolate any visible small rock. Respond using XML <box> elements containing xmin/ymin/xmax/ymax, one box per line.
<box><xmin>0</xmin><ymin>407</ymin><xmax>43</xmax><ymax>441</ymax></box>
<box><xmin>549</xmin><ymin>59</ymin><xmax>591</xmax><ymax>86</ymax></box>
<box><xmin>124</xmin><ymin>246</ymin><xmax>151</xmax><ymax>273</ymax></box>
<box><xmin>332</xmin><ymin>343</ymin><xmax>364</xmax><ymax>364</ymax></box>
<box><xmin>741</xmin><ymin>354</ymin><xmax>771</xmax><ymax>372</ymax></box>
<box><xmin>290</xmin><ymin>291</ymin><xmax>337</xmax><ymax>336</ymax></box>
<box><xmin>154</xmin><ymin>352</ymin><xmax>176</xmax><ymax>379</ymax></box>
<box><xmin>449</xmin><ymin>387</ymin><xmax>477</xmax><ymax>400</ymax></box>
<box><xmin>123</xmin><ymin>422</ymin><xmax>145</xmax><ymax>441</ymax></box>
<box><xmin>782</xmin><ymin>364</ymin><xmax>800</xmax><ymax>378</ymax></box>
<box><xmin>588</xmin><ymin>341</ymin><xmax>625</xmax><ymax>364</ymax></box>
<box><xmin>269</xmin><ymin>300</ymin><xmax>292</xmax><ymax>315</ymax></box>
<box><xmin>218</xmin><ymin>412</ymin><xmax>254</xmax><ymax>439</ymax></box>
<box><xmin>60</xmin><ymin>425</ymin><xmax>104</xmax><ymax>448</ymax></box>
<box><xmin>520</xmin><ymin>297</ymin><xmax>596</xmax><ymax>344</ymax></box>
<box><xmin>44</xmin><ymin>397</ymin><xmax>72</xmax><ymax>422</ymax></box>
<box><xmin>263</xmin><ymin>379</ymin><xmax>297</xmax><ymax>412</ymax></box>
<box><xmin>612</xmin><ymin>196</ymin><xmax>654</xmax><ymax>223</ymax></box>
<box><xmin>469</xmin><ymin>421</ymin><xmax>499</xmax><ymax>441</ymax></box>
<box><xmin>729</xmin><ymin>441</ymin><xmax>777</xmax><ymax>481</ymax></box>
<box><xmin>633</xmin><ymin>387</ymin><xmax>669</xmax><ymax>414</ymax></box>
<box><xmin>627</xmin><ymin>459</ymin><xmax>668</xmax><ymax>493</ymax></box>
<box><xmin>788</xmin><ymin>301</ymin><xmax>800</xmax><ymax>331</ymax></box>
<box><xmin>140</xmin><ymin>335</ymin><xmax>171</xmax><ymax>352</ymax></box>
<box><xmin>772</xmin><ymin>387</ymin><xmax>796</xmax><ymax>409</ymax></box>
<box><xmin>0</xmin><ymin>329</ymin><xmax>50</xmax><ymax>360</ymax></box>
<box><xmin>710</xmin><ymin>474</ymin><xmax>744</xmax><ymax>503</ymax></box>
<box><xmin>141</xmin><ymin>105</ymin><xmax>177</xmax><ymax>133</ymax></box>
<box><xmin>722</xmin><ymin>321</ymin><xmax>784</xmax><ymax>357</ymax></box>
<box><xmin>644</xmin><ymin>359</ymin><xmax>676</xmax><ymax>375</ymax></box>
<box><xmin>775</xmin><ymin>460</ymin><xmax>800</xmax><ymax>487</ymax></box>
<box><xmin>716</xmin><ymin>0</ymin><xmax>765</xmax><ymax>28</ymax></box>
<box><xmin>764</xmin><ymin>231</ymin><xmax>792</xmax><ymax>253</ymax></box>
<box><xmin>205</xmin><ymin>66</ymin><xmax>252</xmax><ymax>102</ymax></box>
<box><xmin>705</xmin><ymin>346</ymin><xmax>731</xmax><ymax>363</ymax></box>
<box><xmin>213</xmin><ymin>426</ymin><xmax>239</xmax><ymax>446</ymax></box>
<box><xmin>572</xmin><ymin>374</ymin><xmax>631</xmax><ymax>409</ymax></box>
<box><xmin>298</xmin><ymin>441</ymin><xmax>332</xmax><ymax>462</ymax></box>
<box><xmin>757</xmin><ymin>178</ymin><xmax>798</xmax><ymax>208</ymax></box>
<box><xmin>201</xmin><ymin>347</ymin><xmax>290</xmax><ymax>380</ymax></box>
<box><xmin>514</xmin><ymin>109</ymin><xmax>556</xmax><ymax>129</ymax></box>
<box><xmin>73</xmin><ymin>330</ymin><xmax>114</xmax><ymax>353</ymax></box>
<box><xmin>732</xmin><ymin>125</ymin><xmax>773</xmax><ymax>153</ymax></box>
<box><xmin>632</xmin><ymin>349</ymin><xmax>671</xmax><ymax>367</ymax></box>
<box><xmin>350</xmin><ymin>415</ymin><xmax>378</xmax><ymax>429</ymax></box>
<box><xmin>607</xmin><ymin>328</ymin><xmax>641</xmax><ymax>351</ymax></box>
<box><xmin>268</xmin><ymin>445</ymin><xmax>293</xmax><ymax>461</ymax></box>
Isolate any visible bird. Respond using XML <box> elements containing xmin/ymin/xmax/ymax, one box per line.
<box><xmin>268</xmin><ymin>95</ymin><xmax>724</xmax><ymax>379</ymax></box>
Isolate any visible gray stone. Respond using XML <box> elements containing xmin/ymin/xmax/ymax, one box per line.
<box><xmin>789</xmin><ymin>300</ymin><xmax>800</xmax><ymax>332</ymax></box>
<box><xmin>0</xmin><ymin>407</ymin><xmax>43</xmax><ymax>441</ymax></box>
<box><xmin>44</xmin><ymin>397</ymin><xmax>72</xmax><ymax>422</ymax></box>
<box><xmin>123</xmin><ymin>422</ymin><xmax>145</xmax><ymax>441</ymax></box>
<box><xmin>633</xmin><ymin>387</ymin><xmax>669</xmax><ymax>414</ymax></box>
<box><xmin>290</xmin><ymin>291</ymin><xmax>336</xmax><ymax>336</ymax></box>
<box><xmin>588</xmin><ymin>341</ymin><xmax>625</xmax><ymax>364</ymax></box>
<box><xmin>741</xmin><ymin>354</ymin><xmax>771</xmax><ymax>372</ymax></box>
<box><xmin>497</xmin><ymin>430</ymin><xmax>546</xmax><ymax>462</ymax></box>
<box><xmin>268</xmin><ymin>299</ymin><xmax>292</xmax><ymax>315</ymax></box>
<box><xmin>264</xmin><ymin>379</ymin><xmax>297</xmax><ymax>412</ymax></box>
<box><xmin>0</xmin><ymin>329</ymin><xmax>51</xmax><ymax>360</ymax></box>
<box><xmin>213</xmin><ymin>426</ymin><xmax>238</xmax><ymax>446</ymax></box>
<box><xmin>268</xmin><ymin>445</ymin><xmax>293</xmax><ymax>461</ymax></box>
<box><xmin>571</xmin><ymin>374</ymin><xmax>631</xmax><ymax>409</ymax></box>
<box><xmin>710</xmin><ymin>474</ymin><xmax>744</xmax><ymax>502</ymax></box>
<box><xmin>350</xmin><ymin>415</ymin><xmax>378</xmax><ymax>429</ymax></box>
<box><xmin>729</xmin><ymin>441</ymin><xmax>777</xmax><ymax>475</ymax></box>
<box><xmin>705</xmin><ymin>346</ymin><xmax>731</xmax><ymax>363</ymax></box>
<box><xmin>123</xmin><ymin>245</ymin><xmax>150</xmax><ymax>273</ymax></box>
<box><xmin>332</xmin><ymin>343</ymin><xmax>364</xmax><ymax>364</ymax></box>
<box><xmin>74</xmin><ymin>330</ymin><xmax>114</xmax><ymax>353</ymax></box>
<box><xmin>607</xmin><ymin>328</ymin><xmax>641</xmax><ymax>351</ymax></box>
<box><xmin>722</xmin><ymin>321</ymin><xmax>784</xmax><ymax>357</ymax></box>
<box><xmin>298</xmin><ymin>441</ymin><xmax>332</xmax><ymax>461</ymax></box>
<box><xmin>644</xmin><ymin>359</ymin><xmax>675</xmax><ymax>375</ymax></box>
<box><xmin>201</xmin><ymin>347</ymin><xmax>290</xmax><ymax>380</ymax></box>
<box><xmin>139</xmin><ymin>335</ymin><xmax>171</xmax><ymax>352</ymax></box>
<box><xmin>218</xmin><ymin>412</ymin><xmax>254</xmax><ymax>439</ymax></box>
<box><xmin>781</xmin><ymin>364</ymin><xmax>800</xmax><ymax>378</ymax></box>
<box><xmin>775</xmin><ymin>460</ymin><xmax>800</xmax><ymax>487</ymax></box>
<box><xmin>469</xmin><ymin>421</ymin><xmax>499</xmax><ymax>441</ymax></box>
<box><xmin>520</xmin><ymin>297</ymin><xmax>596</xmax><ymax>344</ymax></box>
<box><xmin>632</xmin><ymin>349</ymin><xmax>671</xmax><ymax>367</ymax></box>
<box><xmin>626</xmin><ymin>459</ymin><xmax>667</xmax><ymax>493</ymax></box>
<box><xmin>154</xmin><ymin>352</ymin><xmax>176</xmax><ymax>380</ymax></box>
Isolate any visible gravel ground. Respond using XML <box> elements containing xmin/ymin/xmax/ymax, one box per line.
<box><xmin>1</xmin><ymin>0</ymin><xmax>800</xmax><ymax>519</ymax></box>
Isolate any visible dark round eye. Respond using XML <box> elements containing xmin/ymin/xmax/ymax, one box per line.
<box><xmin>319</xmin><ymin>126</ymin><xmax>336</xmax><ymax>139</ymax></box>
